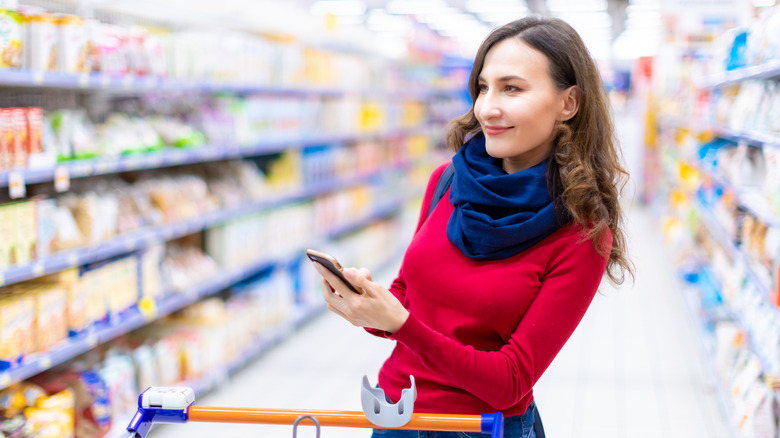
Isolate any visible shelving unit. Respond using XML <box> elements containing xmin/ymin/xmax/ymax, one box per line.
<box><xmin>0</xmin><ymin>5</ymin><xmax>473</xmax><ymax>436</ymax></box>
<box><xmin>652</xmin><ymin>43</ymin><xmax>780</xmax><ymax>433</ymax></box>
<box><xmin>0</xmin><ymin>196</ymin><xmax>409</xmax><ymax>391</ymax></box>
<box><xmin>0</xmin><ymin>163</ymin><xmax>411</xmax><ymax>287</ymax></box>
<box><xmin>0</xmin><ymin>131</ymin><xmax>421</xmax><ymax>188</ymax></box>
<box><xmin>699</xmin><ymin>59</ymin><xmax>780</xmax><ymax>88</ymax></box>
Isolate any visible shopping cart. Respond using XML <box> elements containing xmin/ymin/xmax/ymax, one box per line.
<box><xmin>124</xmin><ymin>380</ymin><xmax>504</xmax><ymax>438</ymax></box>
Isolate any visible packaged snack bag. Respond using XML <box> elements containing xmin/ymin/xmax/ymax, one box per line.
<box><xmin>30</xmin><ymin>369</ymin><xmax>112</xmax><ymax>437</ymax></box>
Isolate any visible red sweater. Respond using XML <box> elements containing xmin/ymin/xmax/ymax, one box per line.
<box><xmin>370</xmin><ymin>162</ymin><xmax>611</xmax><ymax>417</ymax></box>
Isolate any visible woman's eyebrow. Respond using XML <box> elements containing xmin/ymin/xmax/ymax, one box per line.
<box><xmin>478</xmin><ymin>75</ymin><xmax>528</xmax><ymax>82</ymax></box>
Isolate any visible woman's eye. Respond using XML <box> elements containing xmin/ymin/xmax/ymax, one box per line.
<box><xmin>477</xmin><ymin>84</ymin><xmax>488</xmax><ymax>93</ymax></box>
<box><xmin>506</xmin><ymin>85</ymin><xmax>521</xmax><ymax>92</ymax></box>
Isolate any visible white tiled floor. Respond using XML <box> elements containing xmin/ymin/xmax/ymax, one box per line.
<box><xmin>150</xmin><ymin>204</ymin><xmax>731</xmax><ymax>438</ymax></box>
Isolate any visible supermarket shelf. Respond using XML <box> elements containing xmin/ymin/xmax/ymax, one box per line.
<box><xmin>186</xmin><ymin>302</ymin><xmax>327</xmax><ymax>397</ymax></box>
<box><xmin>698</xmin><ymin>163</ymin><xmax>780</xmax><ymax>228</ymax></box>
<box><xmin>701</xmin><ymin>59</ymin><xmax>780</xmax><ymax>88</ymax></box>
<box><xmin>713</xmin><ymin>126</ymin><xmax>780</xmax><ymax>148</ymax></box>
<box><xmin>0</xmin><ymin>164</ymin><xmax>409</xmax><ymax>287</ymax></box>
<box><xmin>0</xmin><ymin>69</ymin><xmax>344</xmax><ymax>95</ymax></box>
<box><xmin>676</xmin><ymin>273</ymin><xmax>739</xmax><ymax>438</ymax></box>
<box><xmin>694</xmin><ymin>204</ymin><xmax>780</xmax><ymax>372</ymax></box>
<box><xmin>0</xmin><ymin>129</ymin><xmax>423</xmax><ymax>188</ymax></box>
<box><xmin>0</xmin><ymin>69</ymin><xmax>464</xmax><ymax>101</ymax></box>
<box><xmin>0</xmin><ymin>200</ymin><xmax>407</xmax><ymax>391</ymax></box>
<box><xmin>695</xmin><ymin>203</ymin><xmax>771</xmax><ymax>297</ymax></box>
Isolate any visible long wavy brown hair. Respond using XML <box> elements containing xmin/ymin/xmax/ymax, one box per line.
<box><xmin>446</xmin><ymin>16</ymin><xmax>633</xmax><ymax>285</ymax></box>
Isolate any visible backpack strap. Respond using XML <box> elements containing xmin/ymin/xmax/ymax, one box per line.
<box><xmin>427</xmin><ymin>162</ymin><xmax>455</xmax><ymax>219</ymax></box>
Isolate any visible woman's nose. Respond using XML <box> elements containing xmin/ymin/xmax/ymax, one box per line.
<box><xmin>478</xmin><ymin>93</ymin><xmax>501</xmax><ymax>119</ymax></box>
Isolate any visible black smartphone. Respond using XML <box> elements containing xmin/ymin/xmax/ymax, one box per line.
<box><xmin>305</xmin><ymin>249</ymin><xmax>362</xmax><ymax>294</ymax></box>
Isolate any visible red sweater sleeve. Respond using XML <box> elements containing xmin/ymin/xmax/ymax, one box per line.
<box><xmin>388</xmin><ymin>229</ymin><xmax>610</xmax><ymax>410</ymax></box>
<box><xmin>364</xmin><ymin>161</ymin><xmax>451</xmax><ymax>338</ymax></box>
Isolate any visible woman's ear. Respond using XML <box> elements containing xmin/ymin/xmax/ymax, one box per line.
<box><xmin>559</xmin><ymin>86</ymin><xmax>580</xmax><ymax>121</ymax></box>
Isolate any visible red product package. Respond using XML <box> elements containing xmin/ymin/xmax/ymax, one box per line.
<box><xmin>26</xmin><ymin>107</ymin><xmax>43</xmax><ymax>155</ymax></box>
<box><xmin>0</xmin><ymin>109</ymin><xmax>8</xmax><ymax>170</ymax></box>
<box><xmin>4</xmin><ymin>108</ymin><xmax>27</xmax><ymax>169</ymax></box>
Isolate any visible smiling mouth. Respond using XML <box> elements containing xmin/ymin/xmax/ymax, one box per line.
<box><xmin>484</xmin><ymin>126</ymin><xmax>512</xmax><ymax>135</ymax></box>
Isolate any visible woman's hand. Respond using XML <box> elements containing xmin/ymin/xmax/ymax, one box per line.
<box><xmin>314</xmin><ymin>263</ymin><xmax>409</xmax><ymax>333</ymax></box>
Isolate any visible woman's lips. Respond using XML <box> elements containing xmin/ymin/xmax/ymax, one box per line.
<box><xmin>484</xmin><ymin>126</ymin><xmax>512</xmax><ymax>136</ymax></box>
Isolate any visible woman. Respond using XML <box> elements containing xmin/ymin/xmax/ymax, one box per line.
<box><xmin>312</xmin><ymin>16</ymin><xmax>633</xmax><ymax>438</ymax></box>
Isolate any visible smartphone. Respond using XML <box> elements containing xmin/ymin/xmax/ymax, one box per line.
<box><xmin>305</xmin><ymin>249</ymin><xmax>362</xmax><ymax>294</ymax></box>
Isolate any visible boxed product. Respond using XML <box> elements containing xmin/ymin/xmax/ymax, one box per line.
<box><xmin>23</xmin><ymin>12</ymin><xmax>57</xmax><ymax>71</ymax></box>
<box><xmin>32</xmin><ymin>282</ymin><xmax>68</xmax><ymax>352</ymax></box>
<box><xmin>40</xmin><ymin>269</ymin><xmax>90</xmax><ymax>335</ymax></box>
<box><xmin>0</xmin><ymin>289</ymin><xmax>36</xmax><ymax>368</ymax></box>
<box><xmin>2</xmin><ymin>108</ymin><xmax>28</xmax><ymax>169</ymax></box>
<box><xmin>13</xmin><ymin>199</ymin><xmax>35</xmax><ymax>265</ymax></box>
<box><xmin>137</xmin><ymin>244</ymin><xmax>164</xmax><ymax>299</ymax></box>
<box><xmin>56</xmin><ymin>14</ymin><xmax>88</xmax><ymax>73</ymax></box>
<box><xmin>0</xmin><ymin>202</ymin><xmax>11</xmax><ymax>269</ymax></box>
<box><xmin>33</xmin><ymin>196</ymin><xmax>56</xmax><ymax>260</ymax></box>
<box><xmin>0</xmin><ymin>9</ymin><xmax>22</xmax><ymax>68</ymax></box>
<box><xmin>81</xmin><ymin>255</ymin><xmax>138</xmax><ymax>320</ymax></box>
<box><xmin>98</xmin><ymin>354</ymin><xmax>138</xmax><ymax>428</ymax></box>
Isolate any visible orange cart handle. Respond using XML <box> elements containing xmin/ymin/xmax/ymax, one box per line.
<box><xmin>189</xmin><ymin>406</ymin><xmax>484</xmax><ymax>432</ymax></box>
<box><xmin>125</xmin><ymin>387</ymin><xmax>504</xmax><ymax>438</ymax></box>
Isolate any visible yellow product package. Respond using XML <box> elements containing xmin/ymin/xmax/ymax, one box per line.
<box><xmin>24</xmin><ymin>406</ymin><xmax>74</xmax><ymax>438</ymax></box>
<box><xmin>0</xmin><ymin>290</ymin><xmax>35</xmax><ymax>364</ymax></box>
<box><xmin>34</xmin><ymin>284</ymin><xmax>68</xmax><ymax>351</ymax></box>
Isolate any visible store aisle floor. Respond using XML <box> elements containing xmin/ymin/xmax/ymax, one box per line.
<box><xmin>150</xmin><ymin>203</ymin><xmax>731</xmax><ymax>438</ymax></box>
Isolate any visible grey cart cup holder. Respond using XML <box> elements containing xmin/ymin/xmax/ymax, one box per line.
<box><xmin>361</xmin><ymin>375</ymin><xmax>417</xmax><ymax>428</ymax></box>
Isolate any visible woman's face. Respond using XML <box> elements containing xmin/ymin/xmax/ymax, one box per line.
<box><xmin>474</xmin><ymin>38</ymin><xmax>576</xmax><ymax>173</ymax></box>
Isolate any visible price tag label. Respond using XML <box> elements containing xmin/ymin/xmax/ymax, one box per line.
<box><xmin>100</xmin><ymin>74</ymin><xmax>110</xmax><ymax>88</ymax></box>
<box><xmin>125</xmin><ymin>157</ymin><xmax>140</xmax><ymax>170</ymax></box>
<box><xmin>78</xmin><ymin>73</ymin><xmax>89</xmax><ymax>88</ymax></box>
<box><xmin>95</xmin><ymin>161</ymin><xmax>110</xmax><ymax>174</ymax></box>
<box><xmin>138</xmin><ymin>297</ymin><xmax>158</xmax><ymax>321</ymax></box>
<box><xmin>68</xmin><ymin>252</ymin><xmax>79</xmax><ymax>268</ymax></box>
<box><xmin>122</xmin><ymin>75</ymin><xmax>134</xmax><ymax>89</ymax></box>
<box><xmin>147</xmin><ymin>155</ymin><xmax>163</xmax><ymax>168</ymax></box>
<box><xmin>32</xmin><ymin>262</ymin><xmax>45</xmax><ymax>277</ymax></box>
<box><xmin>125</xmin><ymin>238</ymin><xmax>137</xmax><ymax>251</ymax></box>
<box><xmin>33</xmin><ymin>71</ymin><xmax>44</xmax><ymax>84</ymax></box>
<box><xmin>86</xmin><ymin>332</ymin><xmax>98</xmax><ymax>347</ymax></box>
<box><xmin>8</xmin><ymin>171</ymin><xmax>25</xmax><ymax>199</ymax></box>
<box><xmin>39</xmin><ymin>355</ymin><xmax>52</xmax><ymax>369</ymax></box>
<box><xmin>0</xmin><ymin>273</ymin><xmax>4</xmax><ymax>286</ymax></box>
<box><xmin>0</xmin><ymin>373</ymin><xmax>10</xmax><ymax>387</ymax></box>
<box><xmin>54</xmin><ymin>166</ymin><xmax>70</xmax><ymax>192</ymax></box>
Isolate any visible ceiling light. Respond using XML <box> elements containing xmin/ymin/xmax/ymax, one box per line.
<box><xmin>477</xmin><ymin>12</ymin><xmax>529</xmax><ymax>24</ymax></box>
<box><xmin>385</xmin><ymin>0</ymin><xmax>450</xmax><ymax>15</ymax></box>
<box><xmin>310</xmin><ymin>0</ymin><xmax>367</xmax><ymax>16</ymax></box>
<box><xmin>366</xmin><ymin>9</ymin><xmax>412</xmax><ymax>34</ymax></box>
<box><xmin>427</xmin><ymin>13</ymin><xmax>478</xmax><ymax>30</ymax></box>
<box><xmin>465</xmin><ymin>0</ymin><xmax>528</xmax><ymax>14</ymax></box>
<box><xmin>547</xmin><ymin>0</ymin><xmax>608</xmax><ymax>12</ymax></box>
<box><xmin>555</xmin><ymin>11</ymin><xmax>612</xmax><ymax>29</ymax></box>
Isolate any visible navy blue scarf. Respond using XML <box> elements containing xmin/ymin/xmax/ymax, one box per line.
<box><xmin>447</xmin><ymin>134</ymin><xmax>563</xmax><ymax>260</ymax></box>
